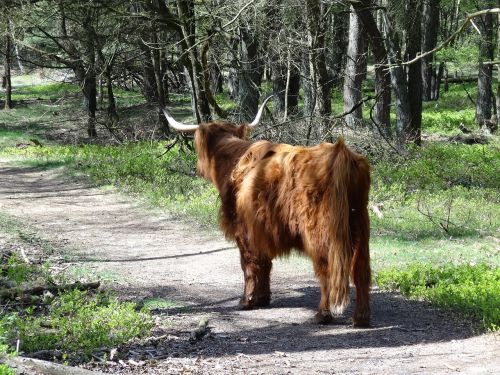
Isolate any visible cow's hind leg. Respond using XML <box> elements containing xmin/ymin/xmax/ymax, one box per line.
<box><xmin>350</xmin><ymin>207</ymin><xmax>371</xmax><ymax>327</ymax></box>
<box><xmin>313</xmin><ymin>256</ymin><xmax>333</xmax><ymax>324</ymax></box>
<box><xmin>237</xmin><ymin>236</ymin><xmax>272</xmax><ymax>309</ymax></box>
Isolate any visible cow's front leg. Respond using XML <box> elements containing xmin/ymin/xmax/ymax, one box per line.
<box><xmin>236</xmin><ymin>236</ymin><xmax>272</xmax><ymax>309</ymax></box>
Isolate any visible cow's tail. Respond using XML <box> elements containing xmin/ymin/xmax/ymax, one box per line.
<box><xmin>328</xmin><ymin>138</ymin><xmax>353</xmax><ymax>315</ymax></box>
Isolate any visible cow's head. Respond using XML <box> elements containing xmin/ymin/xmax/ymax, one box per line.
<box><xmin>162</xmin><ymin>97</ymin><xmax>273</xmax><ymax>183</ymax></box>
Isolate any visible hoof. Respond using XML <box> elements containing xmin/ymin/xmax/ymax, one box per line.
<box><xmin>314</xmin><ymin>310</ymin><xmax>333</xmax><ymax>325</ymax></box>
<box><xmin>353</xmin><ymin>317</ymin><xmax>371</xmax><ymax>328</ymax></box>
<box><xmin>254</xmin><ymin>295</ymin><xmax>271</xmax><ymax>307</ymax></box>
<box><xmin>239</xmin><ymin>296</ymin><xmax>254</xmax><ymax>310</ymax></box>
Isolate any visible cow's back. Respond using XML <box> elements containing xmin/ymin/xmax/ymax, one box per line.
<box><xmin>233</xmin><ymin>141</ymin><xmax>355</xmax><ymax>258</ymax></box>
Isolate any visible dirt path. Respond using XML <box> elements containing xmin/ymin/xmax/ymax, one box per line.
<box><xmin>0</xmin><ymin>160</ymin><xmax>498</xmax><ymax>374</ymax></box>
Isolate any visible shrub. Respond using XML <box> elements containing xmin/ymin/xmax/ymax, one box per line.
<box><xmin>376</xmin><ymin>264</ymin><xmax>500</xmax><ymax>331</ymax></box>
<box><xmin>2</xmin><ymin>289</ymin><xmax>153</xmax><ymax>359</ymax></box>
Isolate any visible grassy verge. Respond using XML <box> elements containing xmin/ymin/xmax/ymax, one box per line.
<box><xmin>0</xmin><ymin>214</ymin><xmax>153</xmax><ymax>362</ymax></box>
<box><xmin>376</xmin><ymin>264</ymin><xmax>500</xmax><ymax>331</ymax></box>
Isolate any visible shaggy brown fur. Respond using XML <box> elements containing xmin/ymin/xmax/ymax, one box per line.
<box><xmin>192</xmin><ymin>121</ymin><xmax>371</xmax><ymax>327</ymax></box>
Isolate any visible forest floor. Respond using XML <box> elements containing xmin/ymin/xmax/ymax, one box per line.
<box><xmin>0</xmin><ymin>159</ymin><xmax>499</xmax><ymax>375</ymax></box>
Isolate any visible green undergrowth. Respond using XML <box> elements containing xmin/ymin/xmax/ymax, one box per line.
<box><xmin>0</xmin><ymin>214</ymin><xmax>153</xmax><ymax>362</ymax></box>
<box><xmin>10</xmin><ymin>83</ymin><xmax>80</xmax><ymax>101</ymax></box>
<box><xmin>371</xmin><ymin>142</ymin><xmax>500</xmax><ymax>240</ymax></box>
<box><xmin>376</xmin><ymin>264</ymin><xmax>500</xmax><ymax>331</ymax></box>
<box><xmin>0</xmin><ymin>364</ymin><xmax>14</xmax><ymax>375</ymax></box>
<box><xmin>1</xmin><ymin>289</ymin><xmax>153</xmax><ymax>359</ymax></box>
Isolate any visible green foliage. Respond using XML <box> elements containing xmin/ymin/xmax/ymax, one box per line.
<box><xmin>0</xmin><ymin>129</ymin><xmax>36</xmax><ymax>150</ymax></box>
<box><xmin>11</xmin><ymin>83</ymin><xmax>80</xmax><ymax>101</ymax></box>
<box><xmin>141</xmin><ymin>297</ymin><xmax>182</xmax><ymax>311</ymax></box>
<box><xmin>422</xmin><ymin>109</ymin><xmax>475</xmax><ymax>134</ymax></box>
<box><xmin>370</xmin><ymin>236</ymin><xmax>499</xmax><ymax>272</ymax></box>
<box><xmin>0</xmin><ymin>217</ymin><xmax>153</xmax><ymax>361</ymax></box>
<box><xmin>371</xmin><ymin>142</ymin><xmax>499</xmax><ymax>239</ymax></box>
<box><xmin>1</xmin><ymin>289</ymin><xmax>153</xmax><ymax>359</ymax></box>
<box><xmin>5</xmin><ymin>254</ymin><xmax>34</xmax><ymax>284</ymax></box>
<box><xmin>376</xmin><ymin>264</ymin><xmax>500</xmax><ymax>331</ymax></box>
<box><xmin>374</xmin><ymin>143</ymin><xmax>499</xmax><ymax>193</ymax></box>
<box><xmin>436</xmin><ymin>41</ymin><xmax>478</xmax><ymax>71</ymax></box>
<box><xmin>0</xmin><ymin>364</ymin><xmax>15</xmax><ymax>375</ymax></box>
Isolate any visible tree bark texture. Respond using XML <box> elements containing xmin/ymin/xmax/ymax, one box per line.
<box><xmin>139</xmin><ymin>41</ymin><xmax>158</xmax><ymax>105</ymax></box>
<box><xmin>327</xmin><ymin>9</ymin><xmax>349</xmax><ymax>90</ymax></box>
<box><xmin>176</xmin><ymin>0</ymin><xmax>211</xmax><ymax>123</ymax></box>
<box><xmin>383</xmin><ymin>11</ymin><xmax>412</xmax><ymax>145</ymax></box>
<box><xmin>82</xmin><ymin>13</ymin><xmax>97</xmax><ymax>137</ymax></box>
<box><xmin>350</xmin><ymin>0</ymin><xmax>391</xmax><ymax>135</ymax></box>
<box><xmin>475</xmin><ymin>2</ymin><xmax>494</xmax><ymax>126</ymax></box>
<box><xmin>237</xmin><ymin>25</ymin><xmax>264</xmax><ymax>122</ymax></box>
<box><xmin>344</xmin><ymin>7</ymin><xmax>366</xmax><ymax>127</ymax></box>
<box><xmin>421</xmin><ymin>0</ymin><xmax>440</xmax><ymax>101</ymax></box>
<box><xmin>406</xmin><ymin>0</ymin><xmax>423</xmax><ymax>145</ymax></box>
<box><xmin>496</xmin><ymin>4</ymin><xmax>500</xmax><ymax>127</ymax></box>
<box><xmin>305</xmin><ymin>0</ymin><xmax>332</xmax><ymax>137</ymax></box>
<box><xmin>3</xmin><ymin>29</ymin><xmax>12</xmax><ymax>110</ymax></box>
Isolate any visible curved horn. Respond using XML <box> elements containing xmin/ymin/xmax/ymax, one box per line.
<box><xmin>162</xmin><ymin>108</ymin><xmax>199</xmax><ymax>132</ymax></box>
<box><xmin>248</xmin><ymin>95</ymin><xmax>274</xmax><ymax>128</ymax></box>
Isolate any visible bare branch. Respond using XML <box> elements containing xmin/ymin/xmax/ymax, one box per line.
<box><xmin>380</xmin><ymin>8</ymin><xmax>500</xmax><ymax>69</ymax></box>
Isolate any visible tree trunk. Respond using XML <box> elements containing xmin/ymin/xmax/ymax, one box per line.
<box><xmin>286</xmin><ymin>61</ymin><xmax>300</xmax><ymax>118</ymax></box>
<box><xmin>237</xmin><ymin>25</ymin><xmax>263</xmax><ymax>122</ymax></box>
<box><xmin>476</xmin><ymin>7</ymin><xmax>493</xmax><ymax>127</ymax></box>
<box><xmin>210</xmin><ymin>62</ymin><xmax>223</xmax><ymax>94</ymax></box>
<box><xmin>406</xmin><ymin>0</ymin><xmax>423</xmax><ymax>145</ymax></box>
<box><xmin>350</xmin><ymin>0</ymin><xmax>391</xmax><ymax>135</ymax></box>
<box><xmin>82</xmin><ymin>14</ymin><xmax>97</xmax><ymax>138</ymax></box>
<box><xmin>105</xmin><ymin>66</ymin><xmax>117</xmax><ymax>122</ymax></box>
<box><xmin>475</xmin><ymin>5</ymin><xmax>494</xmax><ymax>127</ymax></box>
<box><xmin>139</xmin><ymin>41</ymin><xmax>158</xmax><ymax>105</ymax></box>
<box><xmin>343</xmin><ymin>6</ymin><xmax>366</xmax><ymax>127</ymax></box>
<box><xmin>3</xmin><ymin>30</ymin><xmax>12</xmax><ymax>110</ymax></box>
<box><xmin>272</xmin><ymin>63</ymin><xmax>287</xmax><ymax>114</ymax></box>
<box><xmin>328</xmin><ymin>9</ymin><xmax>349</xmax><ymax>89</ymax></box>
<box><xmin>383</xmin><ymin>11</ymin><xmax>412</xmax><ymax>145</ymax></box>
<box><xmin>433</xmin><ymin>62</ymin><xmax>445</xmax><ymax>100</ymax></box>
<box><xmin>496</xmin><ymin>5</ymin><xmax>500</xmax><ymax>128</ymax></box>
<box><xmin>305</xmin><ymin>0</ymin><xmax>332</xmax><ymax>138</ymax></box>
<box><xmin>302</xmin><ymin>53</ymin><xmax>313</xmax><ymax>119</ymax></box>
<box><xmin>421</xmin><ymin>0</ymin><xmax>439</xmax><ymax>101</ymax></box>
<box><xmin>176</xmin><ymin>0</ymin><xmax>211</xmax><ymax>123</ymax></box>
<box><xmin>82</xmin><ymin>70</ymin><xmax>97</xmax><ymax>137</ymax></box>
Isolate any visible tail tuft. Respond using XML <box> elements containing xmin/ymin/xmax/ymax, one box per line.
<box><xmin>328</xmin><ymin>139</ymin><xmax>353</xmax><ymax>315</ymax></box>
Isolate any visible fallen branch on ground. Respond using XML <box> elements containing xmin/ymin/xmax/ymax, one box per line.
<box><xmin>0</xmin><ymin>281</ymin><xmax>100</xmax><ymax>300</ymax></box>
<box><xmin>0</xmin><ymin>354</ymin><xmax>108</xmax><ymax>375</ymax></box>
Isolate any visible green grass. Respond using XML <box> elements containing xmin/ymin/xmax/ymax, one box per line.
<box><xmin>1</xmin><ymin>289</ymin><xmax>153</xmax><ymax>359</ymax></box>
<box><xmin>0</xmin><ymin>213</ymin><xmax>154</xmax><ymax>361</ymax></box>
<box><xmin>376</xmin><ymin>264</ymin><xmax>500</xmax><ymax>331</ymax></box>
<box><xmin>0</xmin><ymin>129</ymin><xmax>38</xmax><ymax>149</ymax></box>
<box><xmin>141</xmin><ymin>297</ymin><xmax>184</xmax><ymax>311</ymax></box>
<box><xmin>0</xmin><ymin>364</ymin><xmax>14</xmax><ymax>375</ymax></box>
<box><xmin>371</xmin><ymin>236</ymin><xmax>499</xmax><ymax>271</ymax></box>
<box><xmin>371</xmin><ymin>142</ymin><xmax>500</xmax><ymax>240</ymax></box>
<box><xmin>11</xmin><ymin>83</ymin><xmax>80</xmax><ymax>101</ymax></box>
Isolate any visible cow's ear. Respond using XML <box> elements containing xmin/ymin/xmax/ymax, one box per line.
<box><xmin>237</xmin><ymin>125</ymin><xmax>249</xmax><ymax>139</ymax></box>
